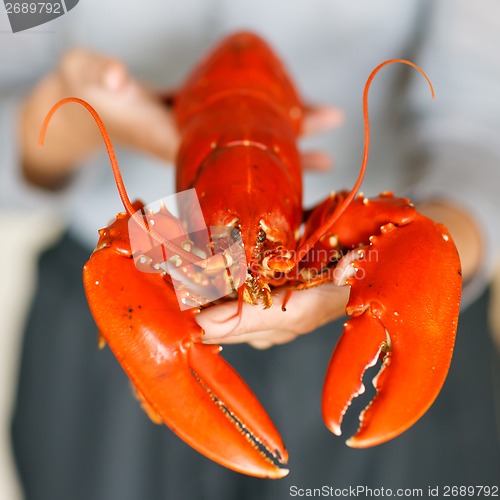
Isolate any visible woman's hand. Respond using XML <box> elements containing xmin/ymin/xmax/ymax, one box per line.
<box><xmin>21</xmin><ymin>48</ymin><xmax>179</xmax><ymax>189</ymax></box>
<box><xmin>197</xmin><ymin>283</ymin><xmax>350</xmax><ymax>350</ymax></box>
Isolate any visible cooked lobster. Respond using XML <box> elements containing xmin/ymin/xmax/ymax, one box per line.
<box><xmin>40</xmin><ymin>32</ymin><xmax>462</xmax><ymax>479</ymax></box>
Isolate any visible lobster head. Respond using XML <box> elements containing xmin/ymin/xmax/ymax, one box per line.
<box><xmin>182</xmin><ymin>142</ymin><xmax>302</xmax><ymax>307</ymax></box>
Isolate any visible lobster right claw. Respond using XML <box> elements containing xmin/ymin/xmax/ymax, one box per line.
<box><xmin>322</xmin><ymin>214</ymin><xmax>462</xmax><ymax>447</ymax></box>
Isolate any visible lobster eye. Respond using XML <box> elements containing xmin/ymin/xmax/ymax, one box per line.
<box><xmin>257</xmin><ymin>229</ymin><xmax>266</xmax><ymax>243</ymax></box>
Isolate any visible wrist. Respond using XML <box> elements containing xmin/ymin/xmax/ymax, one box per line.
<box><xmin>20</xmin><ymin>74</ymin><xmax>100</xmax><ymax>190</ymax></box>
<box><xmin>417</xmin><ymin>201</ymin><xmax>482</xmax><ymax>283</ymax></box>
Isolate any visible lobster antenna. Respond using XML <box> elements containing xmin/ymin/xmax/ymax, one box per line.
<box><xmin>293</xmin><ymin>59</ymin><xmax>434</xmax><ymax>264</ymax></box>
<box><xmin>39</xmin><ymin>98</ymin><xmax>203</xmax><ymax>266</ymax></box>
<box><xmin>39</xmin><ymin>97</ymin><xmax>136</xmax><ymax>217</ymax></box>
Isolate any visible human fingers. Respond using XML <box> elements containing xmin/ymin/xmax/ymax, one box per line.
<box><xmin>58</xmin><ymin>48</ymin><xmax>179</xmax><ymax>162</ymax></box>
<box><xmin>301</xmin><ymin>150</ymin><xmax>332</xmax><ymax>171</ymax></box>
<box><xmin>301</xmin><ymin>105</ymin><xmax>344</xmax><ymax>136</ymax></box>
<box><xmin>197</xmin><ymin>283</ymin><xmax>349</xmax><ymax>348</ymax></box>
<box><xmin>59</xmin><ymin>48</ymin><xmax>132</xmax><ymax>92</ymax></box>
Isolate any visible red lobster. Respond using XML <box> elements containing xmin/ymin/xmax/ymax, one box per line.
<box><xmin>40</xmin><ymin>32</ymin><xmax>461</xmax><ymax>478</ymax></box>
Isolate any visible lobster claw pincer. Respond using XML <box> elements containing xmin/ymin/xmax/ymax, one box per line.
<box><xmin>83</xmin><ymin>206</ymin><xmax>288</xmax><ymax>478</ymax></box>
<box><xmin>322</xmin><ymin>214</ymin><xmax>462</xmax><ymax>447</ymax></box>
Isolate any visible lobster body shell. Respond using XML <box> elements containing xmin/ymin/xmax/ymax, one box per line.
<box><xmin>40</xmin><ymin>31</ymin><xmax>463</xmax><ymax>478</ymax></box>
<box><xmin>175</xmin><ymin>33</ymin><xmax>303</xmax><ymax>275</ymax></box>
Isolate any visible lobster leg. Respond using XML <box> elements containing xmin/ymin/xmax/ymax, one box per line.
<box><xmin>83</xmin><ymin>208</ymin><xmax>288</xmax><ymax>478</ymax></box>
<box><xmin>301</xmin><ymin>194</ymin><xmax>461</xmax><ymax>446</ymax></box>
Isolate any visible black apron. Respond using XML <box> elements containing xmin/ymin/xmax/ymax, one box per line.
<box><xmin>11</xmin><ymin>233</ymin><xmax>500</xmax><ymax>500</ymax></box>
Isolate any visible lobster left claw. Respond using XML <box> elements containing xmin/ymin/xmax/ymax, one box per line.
<box><xmin>83</xmin><ymin>206</ymin><xmax>289</xmax><ymax>478</ymax></box>
<box><xmin>321</xmin><ymin>207</ymin><xmax>462</xmax><ymax>447</ymax></box>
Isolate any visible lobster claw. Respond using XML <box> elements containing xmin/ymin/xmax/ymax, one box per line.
<box><xmin>322</xmin><ymin>214</ymin><xmax>462</xmax><ymax>447</ymax></box>
<box><xmin>83</xmin><ymin>206</ymin><xmax>288</xmax><ymax>478</ymax></box>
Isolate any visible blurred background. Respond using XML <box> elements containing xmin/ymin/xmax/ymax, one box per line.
<box><xmin>1</xmin><ymin>0</ymin><xmax>499</xmax><ymax>499</ymax></box>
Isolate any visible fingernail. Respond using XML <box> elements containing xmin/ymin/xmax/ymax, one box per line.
<box><xmin>195</xmin><ymin>313</ymin><xmax>219</xmax><ymax>338</ymax></box>
<box><xmin>201</xmin><ymin>337</ymin><xmax>219</xmax><ymax>345</ymax></box>
<box><xmin>194</xmin><ymin>313</ymin><xmax>208</xmax><ymax>329</ymax></box>
<box><xmin>103</xmin><ymin>65</ymin><xmax>126</xmax><ymax>90</ymax></box>
<box><xmin>195</xmin><ymin>308</ymin><xmax>241</xmax><ymax>339</ymax></box>
<box><xmin>321</xmin><ymin>107</ymin><xmax>344</xmax><ymax>127</ymax></box>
